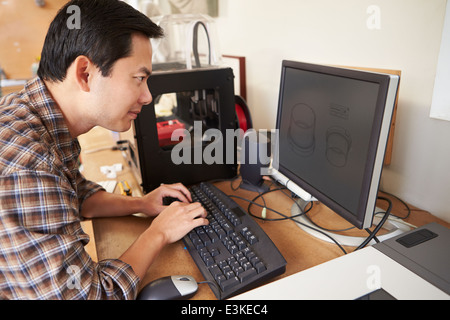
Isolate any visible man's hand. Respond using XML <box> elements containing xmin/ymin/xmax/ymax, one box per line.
<box><xmin>81</xmin><ymin>182</ymin><xmax>194</xmax><ymax>219</ymax></box>
<box><xmin>118</xmin><ymin>194</ymin><xmax>208</xmax><ymax>280</ymax></box>
<box><xmin>140</xmin><ymin>182</ymin><xmax>193</xmax><ymax>216</ymax></box>
<box><xmin>148</xmin><ymin>201</ymin><xmax>208</xmax><ymax>245</ymax></box>
<box><xmin>81</xmin><ymin>180</ymin><xmax>209</xmax><ymax>280</ymax></box>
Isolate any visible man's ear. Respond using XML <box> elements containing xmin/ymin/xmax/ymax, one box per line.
<box><xmin>72</xmin><ymin>55</ymin><xmax>94</xmax><ymax>92</ymax></box>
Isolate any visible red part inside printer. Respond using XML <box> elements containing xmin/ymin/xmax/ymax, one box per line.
<box><xmin>156</xmin><ymin>119</ymin><xmax>186</xmax><ymax>147</ymax></box>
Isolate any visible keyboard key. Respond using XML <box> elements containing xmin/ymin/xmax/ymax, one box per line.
<box><xmin>206</xmin><ymin>229</ymin><xmax>219</xmax><ymax>243</ymax></box>
<box><xmin>255</xmin><ymin>262</ymin><xmax>267</xmax><ymax>273</ymax></box>
<box><xmin>219</xmin><ymin>276</ymin><xmax>239</xmax><ymax>291</ymax></box>
<box><xmin>250</xmin><ymin>256</ymin><xmax>261</xmax><ymax>266</ymax></box>
<box><xmin>216</xmin><ymin>229</ymin><xmax>227</xmax><ymax>239</ymax></box>
<box><xmin>218</xmin><ymin>260</ymin><xmax>228</xmax><ymax>269</ymax></box>
<box><xmin>193</xmin><ymin>239</ymin><xmax>204</xmax><ymax>249</ymax></box>
<box><xmin>229</xmin><ymin>261</ymin><xmax>240</xmax><ymax>271</ymax></box>
<box><xmin>210</xmin><ymin>248</ymin><xmax>220</xmax><ymax>257</ymax></box>
<box><xmin>204</xmin><ymin>257</ymin><xmax>215</xmax><ymax>267</ymax></box>
<box><xmin>234</xmin><ymin>266</ymin><xmax>244</xmax><ymax>275</ymax></box>
<box><xmin>209</xmin><ymin>264</ymin><xmax>223</xmax><ymax>279</ymax></box>
<box><xmin>216</xmin><ymin>274</ymin><xmax>227</xmax><ymax>285</ymax></box>
<box><xmin>229</xmin><ymin>245</ymin><xmax>238</xmax><ymax>254</ymax></box>
<box><xmin>225</xmin><ymin>270</ymin><xmax>235</xmax><ymax>280</ymax></box>
<box><xmin>222</xmin><ymin>223</ymin><xmax>233</xmax><ymax>235</ymax></box>
<box><xmin>248</xmin><ymin>235</ymin><xmax>258</xmax><ymax>244</ymax></box>
<box><xmin>238</xmin><ymin>268</ymin><xmax>257</xmax><ymax>283</ymax></box>
<box><xmin>242</xmin><ymin>261</ymin><xmax>252</xmax><ymax>271</ymax></box>
<box><xmin>245</xmin><ymin>250</ymin><xmax>256</xmax><ymax>260</ymax></box>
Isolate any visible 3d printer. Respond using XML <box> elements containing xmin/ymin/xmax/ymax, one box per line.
<box><xmin>133</xmin><ymin>67</ymin><xmax>240</xmax><ymax>193</ymax></box>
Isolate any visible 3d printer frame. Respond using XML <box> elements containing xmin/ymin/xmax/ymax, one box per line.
<box><xmin>133</xmin><ymin>67</ymin><xmax>239</xmax><ymax>193</ymax></box>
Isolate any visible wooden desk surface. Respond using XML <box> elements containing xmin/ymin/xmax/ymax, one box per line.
<box><xmin>78</xmin><ymin>127</ymin><xmax>450</xmax><ymax>300</ymax></box>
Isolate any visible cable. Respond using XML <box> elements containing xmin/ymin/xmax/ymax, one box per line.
<box><xmin>224</xmin><ymin>177</ymin><xmax>347</xmax><ymax>254</ymax></box>
<box><xmin>228</xmin><ymin>186</ymin><xmax>348</xmax><ymax>254</ymax></box>
<box><xmin>379</xmin><ymin>190</ymin><xmax>411</xmax><ymax>220</ymax></box>
<box><xmin>229</xmin><ymin>184</ymin><xmax>311</xmax><ymax>221</ymax></box>
<box><xmin>197</xmin><ymin>280</ymin><xmax>221</xmax><ymax>300</ymax></box>
<box><xmin>192</xmin><ymin>21</ymin><xmax>211</xmax><ymax>68</ymax></box>
<box><xmin>217</xmin><ymin>176</ymin><xmax>393</xmax><ymax>255</ymax></box>
<box><xmin>355</xmin><ymin>196</ymin><xmax>392</xmax><ymax>250</ymax></box>
<box><xmin>272</xmin><ymin>181</ymin><xmax>395</xmax><ymax>252</ymax></box>
<box><xmin>279</xmin><ymin>187</ymin><xmax>356</xmax><ymax>233</ymax></box>
<box><xmin>228</xmin><ymin>194</ymin><xmax>287</xmax><ymax>222</ymax></box>
<box><xmin>289</xmin><ymin>199</ymin><xmax>348</xmax><ymax>255</ymax></box>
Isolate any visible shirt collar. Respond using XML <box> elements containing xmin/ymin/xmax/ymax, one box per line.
<box><xmin>25</xmin><ymin>77</ymin><xmax>81</xmax><ymax>164</ymax></box>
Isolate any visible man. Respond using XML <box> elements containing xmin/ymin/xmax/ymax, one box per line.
<box><xmin>0</xmin><ymin>0</ymin><xmax>207</xmax><ymax>299</ymax></box>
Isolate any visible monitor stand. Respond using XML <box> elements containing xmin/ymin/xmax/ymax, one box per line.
<box><xmin>291</xmin><ymin>199</ymin><xmax>411</xmax><ymax>247</ymax></box>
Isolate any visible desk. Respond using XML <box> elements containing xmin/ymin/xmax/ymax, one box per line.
<box><xmin>78</xmin><ymin>127</ymin><xmax>450</xmax><ymax>300</ymax></box>
<box><xmin>232</xmin><ymin>245</ymin><xmax>449</xmax><ymax>300</ymax></box>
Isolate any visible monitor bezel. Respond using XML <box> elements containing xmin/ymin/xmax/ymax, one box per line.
<box><xmin>274</xmin><ymin>60</ymin><xmax>398</xmax><ymax>229</ymax></box>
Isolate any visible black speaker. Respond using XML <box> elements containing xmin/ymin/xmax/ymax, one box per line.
<box><xmin>239</xmin><ymin>130</ymin><xmax>271</xmax><ymax>192</ymax></box>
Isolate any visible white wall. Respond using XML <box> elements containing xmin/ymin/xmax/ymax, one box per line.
<box><xmin>216</xmin><ymin>0</ymin><xmax>450</xmax><ymax>222</ymax></box>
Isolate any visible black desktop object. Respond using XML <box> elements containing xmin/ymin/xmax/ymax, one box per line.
<box><xmin>239</xmin><ymin>130</ymin><xmax>272</xmax><ymax>193</ymax></box>
<box><xmin>133</xmin><ymin>67</ymin><xmax>238</xmax><ymax>193</ymax></box>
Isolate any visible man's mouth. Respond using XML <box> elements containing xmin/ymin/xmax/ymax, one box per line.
<box><xmin>128</xmin><ymin>110</ymin><xmax>141</xmax><ymax>119</ymax></box>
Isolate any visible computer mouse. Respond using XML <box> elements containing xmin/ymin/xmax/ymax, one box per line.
<box><xmin>136</xmin><ymin>275</ymin><xmax>198</xmax><ymax>300</ymax></box>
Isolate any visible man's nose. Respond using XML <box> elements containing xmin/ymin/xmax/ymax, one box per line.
<box><xmin>139</xmin><ymin>84</ymin><xmax>153</xmax><ymax>106</ymax></box>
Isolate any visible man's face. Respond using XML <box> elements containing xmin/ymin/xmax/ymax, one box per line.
<box><xmin>89</xmin><ymin>33</ymin><xmax>153</xmax><ymax>132</ymax></box>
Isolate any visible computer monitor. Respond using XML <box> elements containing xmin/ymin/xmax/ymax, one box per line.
<box><xmin>271</xmin><ymin>60</ymin><xmax>400</xmax><ymax>232</ymax></box>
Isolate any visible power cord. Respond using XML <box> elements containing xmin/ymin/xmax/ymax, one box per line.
<box><xmin>224</xmin><ymin>176</ymin><xmax>395</xmax><ymax>255</ymax></box>
<box><xmin>379</xmin><ymin>190</ymin><xmax>411</xmax><ymax>220</ymax></box>
<box><xmin>197</xmin><ymin>280</ymin><xmax>222</xmax><ymax>300</ymax></box>
<box><xmin>356</xmin><ymin>196</ymin><xmax>392</xmax><ymax>250</ymax></box>
<box><xmin>227</xmin><ymin>181</ymin><xmax>348</xmax><ymax>254</ymax></box>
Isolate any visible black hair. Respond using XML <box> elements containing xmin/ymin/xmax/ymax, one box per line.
<box><xmin>37</xmin><ymin>0</ymin><xmax>164</xmax><ymax>82</ymax></box>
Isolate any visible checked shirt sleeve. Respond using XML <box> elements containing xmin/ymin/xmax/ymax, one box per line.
<box><xmin>0</xmin><ymin>170</ymin><xmax>140</xmax><ymax>300</ymax></box>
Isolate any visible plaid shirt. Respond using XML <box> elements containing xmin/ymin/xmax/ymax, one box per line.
<box><xmin>0</xmin><ymin>77</ymin><xmax>139</xmax><ymax>299</ymax></box>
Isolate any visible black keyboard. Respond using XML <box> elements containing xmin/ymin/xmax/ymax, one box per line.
<box><xmin>183</xmin><ymin>182</ymin><xmax>287</xmax><ymax>299</ymax></box>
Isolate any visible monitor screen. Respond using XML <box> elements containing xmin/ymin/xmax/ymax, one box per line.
<box><xmin>273</xmin><ymin>60</ymin><xmax>399</xmax><ymax>229</ymax></box>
